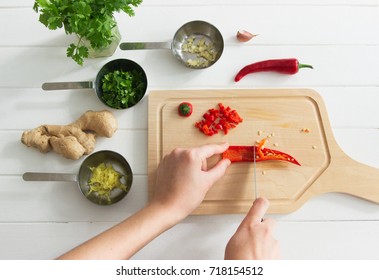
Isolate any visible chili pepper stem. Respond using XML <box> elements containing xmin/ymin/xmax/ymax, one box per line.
<box><xmin>298</xmin><ymin>63</ymin><xmax>313</xmax><ymax>70</ymax></box>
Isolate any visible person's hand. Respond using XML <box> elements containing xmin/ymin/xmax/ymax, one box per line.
<box><xmin>225</xmin><ymin>197</ymin><xmax>280</xmax><ymax>260</ymax></box>
<box><xmin>151</xmin><ymin>143</ymin><xmax>231</xmax><ymax>220</ymax></box>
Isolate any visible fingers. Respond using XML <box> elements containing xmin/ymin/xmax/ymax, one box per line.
<box><xmin>245</xmin><ymin>197</ymin><xmax>270</xmax><ymax>225</ymax></box>
<box><xmin>206</xmin><ymin>158</ymin><xmax>231</xmax><ymax>184</ymax></box>
<box><xmin>195</xmin><ymin>143</ymin><xmax>229</xmax><ymax>171</ymax></box>
<box><xmin>196</xmin><ymin>142</ymin><xmax>230</xmax><ymax>159</ymax></box>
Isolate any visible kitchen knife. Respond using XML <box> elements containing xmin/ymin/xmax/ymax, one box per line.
<box><xmin>253</xmin><ymin>145</ymin><xmax>257</xmax><ymax>199</ymax></box>
<box><xmin>253</xmin><ymin>146</ymin><xmax>264</xmax><ymax>222</ymax></box>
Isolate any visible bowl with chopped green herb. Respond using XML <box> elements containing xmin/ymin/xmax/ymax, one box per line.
<box><xmin>96</xmin><ymin>59</ymin><xmax>147</xmax><ymax>109</ymax></box>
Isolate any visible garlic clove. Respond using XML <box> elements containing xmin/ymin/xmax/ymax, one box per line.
<box><xmin>236</xmin><ymin>30</ymin><xmax>257</xmax><ymax>42</ymax></box>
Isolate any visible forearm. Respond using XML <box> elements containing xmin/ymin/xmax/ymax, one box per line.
<box><xmin>57</xmin><ymin>143</ymin><xmax>230</xmax><ymax>260</ymax></box>
<box><xmin>57</xmin><ymin>202</ymin><xmax>181</xmax><ymax>260</ymax></box>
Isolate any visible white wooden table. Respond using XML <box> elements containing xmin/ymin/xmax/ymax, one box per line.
<box><xmin>1</xmin><ymin>0</ymin><xmax>378</xmax><ymax>260</ymax></box>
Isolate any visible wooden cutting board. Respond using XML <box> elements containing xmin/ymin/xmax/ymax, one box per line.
<box><xmin>148</xmin><ymin>89</ymin><xmax>379</xmax><ymax>214</ymax></box>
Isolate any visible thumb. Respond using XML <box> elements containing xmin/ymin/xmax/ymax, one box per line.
<box><xmin>205</xmin><ymin>158</ymin><xmax>231</xmax><ymax>187</ymax></box>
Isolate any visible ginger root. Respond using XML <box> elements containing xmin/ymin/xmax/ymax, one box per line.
<box><xmin>21</xmin><ymin>110</ymin><xmax>117</xmax><ymax>160</ymax></box>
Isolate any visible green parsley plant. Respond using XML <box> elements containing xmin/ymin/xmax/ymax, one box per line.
<box><xmin>33</xmin><ymin>0</ymin><xmax>143</xmax><ymax>65</ymax></box>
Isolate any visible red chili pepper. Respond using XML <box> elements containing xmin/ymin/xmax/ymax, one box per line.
<box><xmin>178</xmin><ymin>102</ymin><xmax>193</xmax><ymax>117</ymax></box>
<box><xmin>222</xmin><ymin>138</ymin><xmax>300</xmax><ymax>165</ymax></box>
<box><xmin>195</xmin><ymin>103</ymin><xmax>243</xmax><ymax>136</ymax></box>
<box><xmin>234</xmin><ymin>58</ymin><xmax>313</xmax><ymax>82</ymax></box>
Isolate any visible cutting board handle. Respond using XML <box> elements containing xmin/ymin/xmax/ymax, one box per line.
<box><xmin>281</xmin><ymin>152</ymin><xmax>379</xmax><ymax>214</ymax></box>
<box><xmin>313</xmin><ymin>156</ymin><xmax>379</xmax><ymax>202</ymax></box>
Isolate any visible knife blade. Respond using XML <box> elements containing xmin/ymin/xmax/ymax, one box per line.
<box><xmin>253</xmin><ymin>145</ymin><xmax>257</xmax><ymax>199</ymax></box>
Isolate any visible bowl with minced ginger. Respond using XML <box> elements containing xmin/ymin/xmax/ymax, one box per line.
<box><xmin>78</xmin><ymin>150</ymin><xmax>133</xmax><ymax>205</ymax></box>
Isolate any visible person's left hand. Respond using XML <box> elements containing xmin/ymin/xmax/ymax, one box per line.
<box><xmin>151</xmin><ymin>143</ymin><xmax>231</xmax><ymax>220</ymax></box>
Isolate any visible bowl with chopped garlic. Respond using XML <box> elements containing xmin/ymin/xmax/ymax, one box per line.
<box><xmin>173</xmin><ymin>20</ymin><xmax>224</xmax><ymax>69</ymax></box>
<box><xmin>120</xmin><ymin>20</ymin><xmax>224</xmax><ymax>69</ymax></box>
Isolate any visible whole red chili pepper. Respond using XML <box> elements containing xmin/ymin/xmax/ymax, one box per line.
<box><xmin>234</xmin><ymin>58</ymin><xmax>313</xmax><ymax>82</ymax></box>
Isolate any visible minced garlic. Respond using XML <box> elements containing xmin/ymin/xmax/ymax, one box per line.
<box><xmin>182</xmin><ymin>35</ymin><xmax>217</xmax><ymax>68</ymax></box>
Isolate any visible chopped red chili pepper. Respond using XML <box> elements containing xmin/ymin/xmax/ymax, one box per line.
<box><xmin>195</xmin><ymin>103</ymin><xmax>243</xmax><ymax>136</ymax></box>
<box><xmin>222</xmin><ymin>138</ymin><xmax>300</xmax><ymax>165</ymax></box>
<box><xmin>235</xmin><ymin>58</ymin><xmax>313</xmax><ymax>82</ymax></box>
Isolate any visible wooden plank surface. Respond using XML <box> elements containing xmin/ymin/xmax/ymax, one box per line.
<box><xmin>1</xmin><ymin>220</ymin><xmax>379</xmax><ymax>260</ymax></box>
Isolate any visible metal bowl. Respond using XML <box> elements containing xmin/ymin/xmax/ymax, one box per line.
<box><xmin>41</xmin><ymin>59</ymin><xmax>148</xmax><ymax>110</ymax></box>
<box><xmin>120</xmin><ymin>20</ymin><xmax>224</xmax><ymax>69</ymax></box>
<box><xmin>172</xmin><ymin>20</ymin><xmax>224</xmax><ymax>69</ymax></box>
<box><xmin>79</xmin><ymin>150</ymin><xmax>133</xmax><ymax>205</ymax></box>
<box><xmin>95</xmin><ymin>59</ymin><xmax>148</xmax><ymax>109</ymax></box>
<box><xmin>23</xmin><ymin>150</ymin><xmax>133</xmax><ymax>206</ymax></box>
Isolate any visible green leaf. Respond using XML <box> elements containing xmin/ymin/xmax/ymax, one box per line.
<box><xmin>66</xmin><ymin>43</ymin><xmax>75</xmax><ymax>57</ymax></box>
<box><xmin>33</xmin><ymin>2</ymin><xmax>39</xmax><ymax>13</ymax></box>
<box><xmin>77</xmin><ymin>45</ymin><xmax>89</xmax><ymax>58</ymax></box>
<box><xmin>66</xmin><ymin>43</ymin><xmax>88</xmax><ymax>66</ymax></box>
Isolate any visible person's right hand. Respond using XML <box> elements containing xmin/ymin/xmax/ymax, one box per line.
<box><xmin>225</xmin><ymin>197</ymin><xmax>280</xmax><ymax>260</ymax></box>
